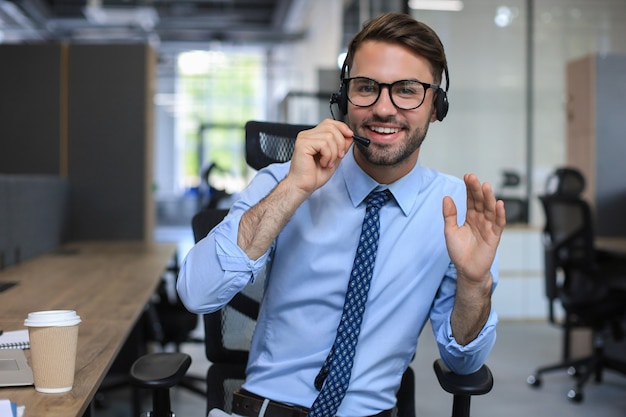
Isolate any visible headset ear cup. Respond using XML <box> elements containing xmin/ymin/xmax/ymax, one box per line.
<box><xmin>435</xmin><ymin>89</ymin><xmax>449</xmax><ymax>121</ymax></box>
<box><xmin>338</xmin><ymin>83</ymin><xmax>348</xmax><ymax>116</ymax></box>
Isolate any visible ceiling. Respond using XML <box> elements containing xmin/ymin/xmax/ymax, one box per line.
<box><xmin>0</xmin><ymin>0</ymin><xmax>312</xmax><ymax>45</ymax></box>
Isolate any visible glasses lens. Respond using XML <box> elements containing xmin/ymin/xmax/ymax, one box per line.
<box><xmin>390</xmin><ymin>80</ymin><xmax>426</xmax><ymax>110</ymax></box>
<box><xmin>347</xmin><ymin>78</ymin><xmax>426</xmax><ymax>110</ymax></box>
<box><xmin>347</xmin><ymin>78</ymin><xmax>380</xmax><ymax>107</ymax></box>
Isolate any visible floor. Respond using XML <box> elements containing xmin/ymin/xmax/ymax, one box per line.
<box><xmin>92</xmin><ymin>226</ymin><xmax>626</xmax><ymax>417</ymax></box>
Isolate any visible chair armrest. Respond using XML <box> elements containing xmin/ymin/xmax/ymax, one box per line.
<box><xmin>130</xmin><ymin>352</ymin><xmax>191</xmax><ymax>389</ymax></box>
<box><xmin>433</xmin><ymin>359</ymin><xmax>493</xmax><ymax>396</ymax></box>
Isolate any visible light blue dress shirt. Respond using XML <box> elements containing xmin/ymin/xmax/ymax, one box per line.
<box><xmin>177</xmin><ymin>147</ymin><xmax>498</xmax><ymax>416</ymax></box>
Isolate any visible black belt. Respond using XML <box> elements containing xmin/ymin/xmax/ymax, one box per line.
<box><xmin>232</xmin><ymin>389</ymin><xmax>392</xmax><ymax>417</ymax></box>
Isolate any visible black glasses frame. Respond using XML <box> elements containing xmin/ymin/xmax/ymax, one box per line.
<box><xmin>344</xmin><ymin>76</ymin><xmax>440</xmax><ymax>110</ymax></box>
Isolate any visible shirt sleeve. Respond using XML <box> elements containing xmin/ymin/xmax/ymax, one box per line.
<box><xmin>176</xmin><ymin>213</ymin><xmax>272</xmax><ymax>314</ymax></box>
<box><xmin>176</xmin><ymin>164</ymin><xmax>288</xmax><ymax>314</ymax></box>
<box><xmin>430</xmin><ymin>259</ymin><xmax>499</xmax><ymax>375</ymax></box>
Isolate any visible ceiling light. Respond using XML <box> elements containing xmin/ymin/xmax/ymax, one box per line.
<box><xmin>409</xmin><ymin>0</ymin><xmax>464</xmax><ymax>12</ymax></box>
<box><xmin>84</xmin><ymin>6</ymin><xmax>159</xmax><ymax>31</ymax></box>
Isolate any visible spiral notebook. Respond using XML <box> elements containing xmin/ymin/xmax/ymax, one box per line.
<box><xmin>0</xmin><ymin>330</ymin><xmax>30</xmax><ymax>350</ymax></box>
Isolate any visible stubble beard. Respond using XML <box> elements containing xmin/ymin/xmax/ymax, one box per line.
<box><xmin>353</xmin><ymin>120</ymin><xmax>430</xmax><ymax>167</ymax></box>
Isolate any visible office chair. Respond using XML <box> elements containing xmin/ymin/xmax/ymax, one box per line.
<box><xmin>527</xmin><ymin>167</ymin><xmax>626</xmax><ymax>402</ymax></box>
<box><xmin>131</xmin><ymin>120</ymin><xmax>493</xmax><ymax>417</ymax></box>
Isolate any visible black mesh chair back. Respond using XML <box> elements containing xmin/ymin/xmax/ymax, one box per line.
<box><xmin>544</xmin><ymin>167</ymin><xmax>585</xmax><ymax>197</ymax></box>
<box><xmin>539</xmin><ymin>167</ymin><xmax>595</xmax><ymax>314</ymax></box>
<box><xmin>244</xmin><ymin>121</ymin><xmax>314</xmax><ymax>170</ymax></box>
<box><xmin>539</xmin><ymin>194</ymin><xmax>599</xmax><ymax>317</ymax></box>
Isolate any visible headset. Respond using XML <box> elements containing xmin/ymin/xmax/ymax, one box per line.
<box><xmin>330</xmin><ymin>58</ymin><xmax>450</xmax><ymax>122</ymax></box>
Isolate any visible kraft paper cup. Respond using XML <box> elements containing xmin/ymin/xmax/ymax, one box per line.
<box><xmin>24</xmin><ymin>310</ymin><xmax>81</xmax><ymax>393</ymax></box>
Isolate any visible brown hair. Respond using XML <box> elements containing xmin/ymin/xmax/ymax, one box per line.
<box><xmin>343</xmin><ymin>12</ymin><xmax>448</xmax><ymax>85</ymax></box>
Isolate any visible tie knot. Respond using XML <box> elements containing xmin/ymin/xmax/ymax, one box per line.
<box><xmin>365</xmin><ymin>189</ymin><xmax>391</xmax><ymax>210</ymax></box>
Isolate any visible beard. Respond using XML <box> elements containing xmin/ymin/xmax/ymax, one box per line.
<box><xmin>350</xmin><ymin>116</ymin><xmax>430</xmax><ymax>167</ymax></box>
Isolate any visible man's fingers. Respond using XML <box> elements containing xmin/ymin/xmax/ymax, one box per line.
<box><xmin>465</xmin><ymin>174</ymin><xmax>484</xmax><ymax>213</ymax></box>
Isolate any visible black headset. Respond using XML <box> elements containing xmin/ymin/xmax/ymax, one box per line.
<box><xmin>330</xmin><ymin>58</ymin><xmax>450</xmax><ymax>122</ymax></box>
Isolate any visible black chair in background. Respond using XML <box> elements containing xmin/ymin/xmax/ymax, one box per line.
<box><xmin>527</xmin><ymin>167</ymin><xmax>626</xmax><ymax>402</ymax></box>
<box><xmin>132</xmin><ymin>120</ymin><xmax>494</xmax><ymax>417</ymax></box>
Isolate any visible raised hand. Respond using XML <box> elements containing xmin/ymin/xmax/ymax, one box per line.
<box><xmin>443</xmin><ymin>173</ymin><xmax>506</xmax><ymax>344</ymax></box>
<box><xmin>443</xmin><ymin>173</ymin><xmax>506</xmax><ymax>284</ymax></box>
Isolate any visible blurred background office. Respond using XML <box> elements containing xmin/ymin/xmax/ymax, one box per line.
<box><xmin>1</xmin><ymin>1</ymin><xmax>625</xmax><ymax>416</ymax></box>
<box><xmin>1</xmin><ymin>0</ymin><xmax>623</xmax><ymax>228</ymax></box>
<box><xmin>0</xmin><ymin>0</ymin><xmax>623</xmax><ymax>327</ymax></box>
<box><xmin>2</xmin><ymin>0</ymin><xmax>625</xmax><ymax>320</ymax></box>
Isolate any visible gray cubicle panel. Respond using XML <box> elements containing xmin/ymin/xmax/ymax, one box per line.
<box><xmin>0</xmin><ymin>175</ymin><xmax>68</xmax><ymax>268</ymax></box>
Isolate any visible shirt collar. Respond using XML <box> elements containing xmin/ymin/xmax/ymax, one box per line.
<box><xmin>340</xmin><ymin>146</ymin><xmax>424</xmax><ymax>216</ymax></box>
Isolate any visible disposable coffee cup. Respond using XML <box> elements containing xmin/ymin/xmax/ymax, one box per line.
<box><xmin>24</xmin><ymin>310</ymin><xmax>81</xmax><ymax>393</ymax></box>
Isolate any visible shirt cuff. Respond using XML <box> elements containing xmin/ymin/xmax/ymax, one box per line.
<box><xmin>214</xmin><ymin>216</ymin><xmax>271</xmax><ymax>282</ymax></box>
<box><xmin>436</xmin><ymin>309</ymin><xmax>498</xmax><ymax>374</ymax></box>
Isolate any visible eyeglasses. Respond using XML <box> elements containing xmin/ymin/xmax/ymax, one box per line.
<box><xmin>345</xmin><ymin>77</ymin><xmax>440</xmax><ymax>110</ymax></box>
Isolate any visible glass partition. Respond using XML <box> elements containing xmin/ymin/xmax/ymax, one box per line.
<box><xmin>409</xmin><ymin>0</ymin><xmax>626</xmax><ymax>224</ymax></box>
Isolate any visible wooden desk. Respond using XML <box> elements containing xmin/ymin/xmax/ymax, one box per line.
<box><xmin>0</xmin><ymin>241</ymin><xmax>177</xmax><ymax>417</ymax></box>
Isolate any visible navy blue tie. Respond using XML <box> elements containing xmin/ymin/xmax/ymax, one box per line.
<box><xmin>308</xmin><ymin>190</ymin><xmax>392</xmax><ymax>417</ymax></box>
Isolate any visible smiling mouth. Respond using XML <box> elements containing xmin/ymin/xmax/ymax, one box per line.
<box><xmin>369</xmin><ymin>126</ymin><xmax>401</xmax><ymax>135</ymax></box>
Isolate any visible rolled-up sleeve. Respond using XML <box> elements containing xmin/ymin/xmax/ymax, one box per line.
<box><xmin>176</xmin><ymin>213</ymin><xmax>271</xmax><ymax>314</ymax></box>
<box><xmin>430</xmin><ymin>260</ymin><xmax>499</xmax><ymax>375</ymax></box>
<box><xmin>176</xmin><ymin>164</ymin><xmax>288</xmax><ymax>314</ymax></box>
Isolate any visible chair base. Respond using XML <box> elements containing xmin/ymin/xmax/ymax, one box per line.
<box><xmin>527</xmin><ymin>347</ymin><xmax>626</xmax><ymax>402</ymax></box>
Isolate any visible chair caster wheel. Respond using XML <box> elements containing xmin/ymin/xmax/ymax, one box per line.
<box><xmin>527</xmin><ymin>375</ymin><xmax>541</xmax><ymax>387</ymax></box>
<box><xmin>567</xmin><ymin>389</ymin><xmax>583</xmax><ymax>403</ymax></box>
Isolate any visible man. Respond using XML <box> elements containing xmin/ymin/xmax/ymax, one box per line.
<box><xmin>178</xmin><ymin>12</ymin><xmax>506</xmax><ymax>417</ymax></box>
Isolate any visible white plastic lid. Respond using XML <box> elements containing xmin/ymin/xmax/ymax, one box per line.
<box><xmin>24</xmin><ymin>310</ymin><xmax>81</xmax><ymax>327</ymax></box>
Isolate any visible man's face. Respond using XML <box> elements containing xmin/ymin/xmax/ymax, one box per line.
<box><xmin>346</xmin><ymin>40</ymin><xmax>438</xmax><ymax>179</ymax></box>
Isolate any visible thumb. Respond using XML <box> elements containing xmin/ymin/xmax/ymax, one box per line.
<box><xmin>442</xmin><ymin>196</ymin><xmax>458</xmax><ymax>231</ymax></box>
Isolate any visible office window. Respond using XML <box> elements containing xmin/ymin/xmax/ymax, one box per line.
<box><xmin>175</xmin><ymin>49</ymin><xmax>265</xmax><ymax>197</ymax></box>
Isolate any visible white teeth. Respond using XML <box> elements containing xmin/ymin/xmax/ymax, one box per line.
<box><xmin>370</xmin><ymin>126</ymin><xmax>399</xmax><ymax>134</ymax></box>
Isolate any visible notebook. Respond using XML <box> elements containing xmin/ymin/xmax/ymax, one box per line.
<box><xmin>0</xmin><ymin>349</ymin><xmax>34</xmax><ymax>387</ymax></box>
<box><xmin>0</xmin><ymin>330</ymin><xmax>29</xmax><ymax>350</ymax></box>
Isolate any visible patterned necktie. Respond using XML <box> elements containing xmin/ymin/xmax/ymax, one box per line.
<box><xmin>308</xmin><ymin>189</ymin><xmax>392</xmax><ymax>417</ymax></box>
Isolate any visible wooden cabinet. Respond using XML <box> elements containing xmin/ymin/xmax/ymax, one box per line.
<box><xmin>0</xmin><ymin>43</ymin><xmax>155</xmax><ymax>241</ymax></box>
<box><xmin>566</xmin><ymin>54</ymin><xmax>626</xmax><ymax>237</ymax></box>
